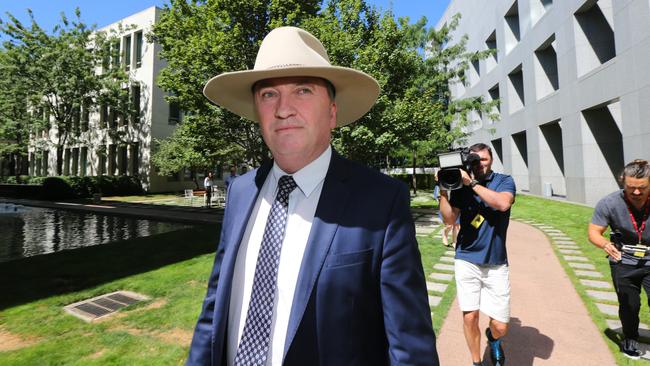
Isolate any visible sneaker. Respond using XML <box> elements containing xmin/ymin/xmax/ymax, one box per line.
<box><xmin>472</xmin><ymin>362</ymin><xmax>484</xmax><ymax>366</ymax></box>
<box><xmin>621</xmin><ymin>338</ymin><xmax>641</xmax><ymax>360</ymax></box>
<box><xmin>486</xmin><ymin>328</ymin><xmax>505</xmax><ymax>366</ymax></box>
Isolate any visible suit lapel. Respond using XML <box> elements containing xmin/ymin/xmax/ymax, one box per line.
<box><xmin>212</xmin><ymin>161</ymin><xmax>272</xmax><ymax>360</ymax></box>
<box><xmin>283</xmin><ymin>152</ymin><xmax>351</xmax><ymax>356</ymax></box>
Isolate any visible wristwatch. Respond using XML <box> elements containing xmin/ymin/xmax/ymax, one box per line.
<box><xmin>469</xmin><ymin>179</ymin><xmax>479</xmax><ymax>188</ymax></box>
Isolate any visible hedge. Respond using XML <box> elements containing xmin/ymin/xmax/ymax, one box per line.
<box><xmin>0</xmin><ymin>175</ymin><xmax>143</xmax><ymax>200</ymax></box>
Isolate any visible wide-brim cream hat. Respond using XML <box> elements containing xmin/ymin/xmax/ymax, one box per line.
<box><xmin>203</xmin><ymin>26</ymin><xmax>380</xmax><ymax>127</ymax></box>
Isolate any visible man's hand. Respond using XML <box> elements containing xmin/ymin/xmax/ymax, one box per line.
<box><xmin>603</xmin><ymin>242</ymin><xmax>622</xmax><ymax>261</ymax></box>
<box><xmin>460</xmin><ymin>169</ymin><xmax>473</xmax><ymax>186</ymax></box>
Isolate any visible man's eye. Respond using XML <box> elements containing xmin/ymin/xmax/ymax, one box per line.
<box><xmin>260</xmin><ymin>91</ymin><xmax>276</xmax><ymax>98</ymax></box>
<box><xmin>297</xmin><ymin>87</ymin><xmax>312</xmax><ymax>94</ymax></box>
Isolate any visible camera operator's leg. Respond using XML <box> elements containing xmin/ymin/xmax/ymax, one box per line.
<box><xmin>452</xmin><ymin>223</ymin><xmax>460</xmax><ymax>248</ymax></box>
<box><xmin>456</xmin><ymin>259</ymin><xmax>483</xmax><ymax>364</ymax></box>
<box><xmin>611</xmin><ymin>263</ymin><xmax>643</xmax><ymax>359</ymax></box>
<box><xmin>482</xmin><ymin>264</ymin><xmax>510</xmax><ymax>366</ymax></box>
<box><xmin>442</xmin><ymin>224</ymin><xmax>452</xmax><ymax>246</ymax></box>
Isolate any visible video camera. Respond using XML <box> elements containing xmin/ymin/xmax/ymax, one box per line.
<box><xmin>436</xmin><ymin>148</ymin><xmax>481</xmax><ymax>190</ymax></box>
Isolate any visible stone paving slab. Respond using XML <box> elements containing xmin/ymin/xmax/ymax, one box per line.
<box><xmin>428</xmin><ymin>295</ymin><xmax>441</xmax><ymax>307</ymax></box>
<box><xmin>444</xmin><ymin>250</ymin><xmax>455</xmax><ymax>256</ymax></box>
<box><xmin>574</xmin><ymin>270</ymin><xmax>604</xmax><ymax>278</ymax></box>
<box><xmin>429</xmin><ymin>272</ymin><xmax>453</xmax><ymax>281</ymax></box>
<box><xmin>547</xmin><ymin>232</ymin><xmax>566</xmax><ymax>237</ymax></box>
<box><xmin>586</xmin><ymin>290</ymin><xmax>618</xmax><ymax>302</ymax></box>
<box><xmin>580</xmin><ymin>279</ymin><xmax>612</xmax><ymax>289</ymax></box>
<box><xmin>563</xmin><ymin>255</ymin><xmax>589</xmax><ymax>262</ymax></box>
<box><xmin>556</xmin><ymin>244</ymin><xmax>580</xmax><ymax>249</ymax></box>
<box><xmin>554</xmin><ymin>237</ymin><xmax>573</xmax><ymax>241</ymax></box>
<box><xmin>439</xmin><ymin>256</ymin><xmax>454</xmax><ymax>263</ymax></box>
<box><xmin>606</xmin><ymin>319</ymin><xmax>650</xmax><ymax>332</ymax></box>
<box><xmin>568</xmin><ymin>262</ymin><xmax>596</xmax><ymax>270</ymax></box>
<box><xmin>543</xmin><ymin>229</ymin><xmax>562</xmax><ymax>233</ymax></box>
<box><xmin>595</xmin><ymin>303</ymin><xmax>619</xmax><ymax>316</ymax></box>
<box><xmin>558</xmin><ymin>249</ymin><xmax>582</xmax><ymax>254</ymax></box>
<box><xmin>433</xmin><ymin>263</ymin><xmax>454</xmax><ymax>272</ymax></box>
<box><xmin>426</xmin><ymin>282</ymin><xmax>448</xmax><ymax>293</ymax></box>
<box><xmin>555</xmin><ymin>240</ymin><xmax>577</xmax><ymax>245</ymax></box>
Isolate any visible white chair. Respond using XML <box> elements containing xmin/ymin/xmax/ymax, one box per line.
<box><xmin>211</xmin><ymin>187</ymin><xmax>226</xmax><ymax>207</ymax></box>
<box><xmin>184</xmin><ymin>189</ymin><xmax>194</xmax><ymax>206</ymax></box>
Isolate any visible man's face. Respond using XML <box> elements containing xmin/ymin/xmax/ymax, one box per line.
<box><xmin>254</xmin><ymin>77</ymin><xmax>336</xmax><ymax>171</ymax></box>
<box><xmin>471</xmin><ymin>148</ymin><xmax>493</xmax><ymax>179</ymax></box>
<box><xmin>623</xmin><ymin>176</ymin><xmax>650</xmax><ymax>207</ymax></box>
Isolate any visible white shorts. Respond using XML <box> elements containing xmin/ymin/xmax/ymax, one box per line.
<box><xmin>455</xmin><ymin>259</ymin><xmax>511</xmax><ymax>323</ymax></box>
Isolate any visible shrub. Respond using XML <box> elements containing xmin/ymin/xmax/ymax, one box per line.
<box><xmin>41</xmin><ymin>177</ymin><xmax>76</xmax><ymax>200</ymax></box>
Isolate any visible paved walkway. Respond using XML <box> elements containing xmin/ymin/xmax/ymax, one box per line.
<box><xmin>435</xmin><ymin>220</ymin><xmax>617</xmax><ymax>365</ymax></box>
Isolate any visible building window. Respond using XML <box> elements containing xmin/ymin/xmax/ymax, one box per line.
<box><xmin>169</xmin><ymin>101</ymin><xmax>181</xmax><ymax>125</ymax></box>
<box><xmin>130</xmin><ymin>143</ymin><xmax>139</xmax><ymax>176</ymax></box>
<box><xmin>534</xmin><ymin>34</ymin><xmax>559</xmax><ymax>99</ymax></box>
<box><xmin>135</xmin><ymin>31</ymin><xmax>143</xmax><ymax>68</ymax></box>
<box><xmin>507</xmin><ymin>64</ymin><xmax>525</xmax><ymax>114</ymax></box>
<box><xmin>72</xmin><ymin>148</ymin><xmax>79</xmax><ymax>176</ymax></box>
<box><xmin>119</xmin><ymin>145</ymin><xmax>128</xmax><ymax>175</ymax></box>
<box><xmin>99</xmin><ymin>103</ymin><xmax>107</xmax><ymax>127</ymax></box>
<box><xmin>574</xmin><ymin>0</ymin><xmax>615</xmax><ymax>77</ymax></box>
<box><xmin>485</xmin><ymin>30</ymin><xmax>498</xmax><ymax>72</ymax></box>
<box><xmin>81</xmin><ymin>99</ymin><xmax>90</xmax><ymax>132</ymax></box>
<box><xmin>504</xmin><ymin>1</ymin><xmax>521</xmax><ymax>54</ymax></box>
<box><xmin>131</xmin><ymin>84</ymin><xmax>141</xmax><ymax>124</ymax></box>
<box><xmin>42</xmin><ymin>150</ymin><xmax>48</xmax><ymax>176</ymax></box>
<box><xmin>112</xmin><ymin>40</ymin><xmax>120</xmax><ymax>69</ymax></box>
<box><xmin>63</xmin><ymin>148</ymin><xmax>71</xmax><ymax>175</ymax></box>
<box><xmin>487</xmin><ymin>83</ymin><xmax>501</xmax><ymax>123</ymax></box>
<box><xmin>102</xmin><ymin>43</ymin><xmax>110</xmax><ymax>72</ymax></box>
<box><xmin>123</xmin><ymin>35</ymin><xmax>132</xmax><ymax>71</ymax></box>
<box><xmin>531</xmin><ymin>0</ymin><xmax>553</xmax><ymax>25</ymax></box>
<box><xmin>98</xmin><ymin>146</ymin><xmax>106</xmax><ymax>175</ymax></box>
<box><xmin>108</xmin><ymin>144</ymin><xmax>117</xmax><ymax>176</ymax></box>
<box><xmin>80</xmin><ymin>147</ymin><xmax>88</xmax><ymax>176</ymax></box>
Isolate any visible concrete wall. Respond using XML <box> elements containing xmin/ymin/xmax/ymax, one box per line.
<box><xmin>438</xmin><ymin>0</ymin><xmax>650</xmax><ymax>206</ymax></box>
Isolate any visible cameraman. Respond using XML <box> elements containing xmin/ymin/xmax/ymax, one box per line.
<box><xmin>438</xmin><ymin>143</ymin><xmax>515</xmax><ymax>366</ymax></box>
<box><xmin>588</xmin><ymin>159</ymin><xmax>650</xmax><ymax>360</ymax></box>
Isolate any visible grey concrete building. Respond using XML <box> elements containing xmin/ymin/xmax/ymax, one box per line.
<box><xmin>437</xmin><ymin>0</ymin><xmax>650</xmax><ymax>205</ymax></box>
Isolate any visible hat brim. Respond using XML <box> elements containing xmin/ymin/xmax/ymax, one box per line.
<box><xmin>203</xmin><ymin>66</ymin><xmax>380</xmax><ymax>127</ymax></box>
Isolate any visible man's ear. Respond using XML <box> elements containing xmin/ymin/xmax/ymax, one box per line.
<box><xmin>329</xmin><ymin>102</ymin><xmax>337</xmax><ymax>129</ymax></box>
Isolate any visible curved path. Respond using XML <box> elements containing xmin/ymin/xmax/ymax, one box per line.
<box><xmin>435</xmin><ymin>220</ymin><xmax>616</xmax><ymax>365</ymax></box>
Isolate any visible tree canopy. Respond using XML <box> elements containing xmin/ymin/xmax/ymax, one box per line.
<box><xmin>150</xmin><ymin>0</ymin><xmax>495</xmax><ymax>178</ymax></box>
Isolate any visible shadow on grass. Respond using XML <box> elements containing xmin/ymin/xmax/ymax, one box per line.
<box><xmin>0</xmin><ymin>224</ymin><xmax>220</xmax><ymax>310</ymax></box>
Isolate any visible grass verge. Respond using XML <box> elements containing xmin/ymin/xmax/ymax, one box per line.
<box><xmin>511</xmin><ymin>194</ymin><xmax>649</xmax><ymax>365</ymax></box>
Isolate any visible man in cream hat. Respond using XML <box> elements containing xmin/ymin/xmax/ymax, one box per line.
<box><xmin>188</xmin><ymin>26</ymin><xmax>438</xmax><ymax>366</ymax></box>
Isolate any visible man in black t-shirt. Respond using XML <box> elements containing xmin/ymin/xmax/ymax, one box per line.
<box><xmin>589</xmin><ymin>159</ymin><xmax>650</xmax><ymax>360</ymax></box>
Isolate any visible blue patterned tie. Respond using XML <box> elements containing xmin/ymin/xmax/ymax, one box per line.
<box><xmin>234</xmin><ymin>175</ymin><xmax>298</xmax><ymax>366</ymax></box>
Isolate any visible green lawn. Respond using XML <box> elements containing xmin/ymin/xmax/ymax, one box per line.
<box><xmin>0</xmin><ymin>192</ymin><xmax>640</xmax><ymax>365</ymax></box>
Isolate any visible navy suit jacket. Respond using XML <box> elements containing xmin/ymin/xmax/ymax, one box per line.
<box><xmin>187</xmin><ymin>152</ymin><xmax>438</xmax><ymax>365</ymax></box>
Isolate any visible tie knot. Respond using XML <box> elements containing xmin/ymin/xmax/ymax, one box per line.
<box><xmin>277</xmin><ymin>175</ymin><xmax>297</xmax><ymax>198</ymax></box>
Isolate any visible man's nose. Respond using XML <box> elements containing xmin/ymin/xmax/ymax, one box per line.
<box><xmin>275</xmin><ymin>94</ymin><xmax>296</xmax><ymax>119</ymax></box>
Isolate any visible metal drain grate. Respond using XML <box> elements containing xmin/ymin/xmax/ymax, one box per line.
<box><xmin>64</xmin><ymin>291</ymin><xmax>149</xmax><ymax>322</ymax></box>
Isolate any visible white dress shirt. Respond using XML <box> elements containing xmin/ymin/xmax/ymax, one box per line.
<box><xmin>227</xmin><ymin>146</ymin><xmax>331</xmax><ymax>366</ymax></box>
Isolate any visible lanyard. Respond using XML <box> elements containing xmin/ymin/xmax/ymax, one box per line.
<box><xmin>624</xmin><ymin>196</ymin><xmax>650</xmax><ymax>244</ymax></box>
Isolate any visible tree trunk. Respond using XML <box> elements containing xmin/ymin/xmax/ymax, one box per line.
<box><xmin>411</xmin><ymin>149</ymin><xmax>417</xmax><ymax>195</ymax></box>
<box><xmin>13</xmin><ymin>153</ymin><xmax>21</xmax><ymax>184</ymax></box>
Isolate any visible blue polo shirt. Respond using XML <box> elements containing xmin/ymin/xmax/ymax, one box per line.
<box><xmin>449</xmin><ymin>172</ymin><xmax>516</xmax><ymax>265</ymax></box>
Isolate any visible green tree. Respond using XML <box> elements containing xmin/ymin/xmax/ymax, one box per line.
<box><xmin>0</xmin><ymin>43</ymin><xmax>40</xmax><ymax>181</ymax></box>
<box><xmin>0</xmin><ymin>9</ymin><xmax>134</xmax><ymax>176</ymax></box>
<box><xmin>150</xmin><ymin>0</ymin><xmax>495</xmax><ymax>191</ymax></box>
<box><xmin>149</xmin><ymin>0</ymin><xmax>320</xmax><ymax>175</ymax></box>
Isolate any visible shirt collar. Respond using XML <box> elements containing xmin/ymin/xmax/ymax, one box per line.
<box><xmin>271</xmin><ymin>145</ymin><xmax>332</xmax><ymax>197</ymax></box>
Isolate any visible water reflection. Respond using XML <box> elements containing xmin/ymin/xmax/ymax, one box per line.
<box><xmin>0</xmin><ymin>206</ymin><xmax>189</xmax><ymax>263</ymax></box>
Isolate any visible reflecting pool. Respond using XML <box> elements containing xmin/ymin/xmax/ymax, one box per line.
<box><xmin>0</xmin><ymin>204</ymin><xmax>191</xmax><ymax>263</ymax></box>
